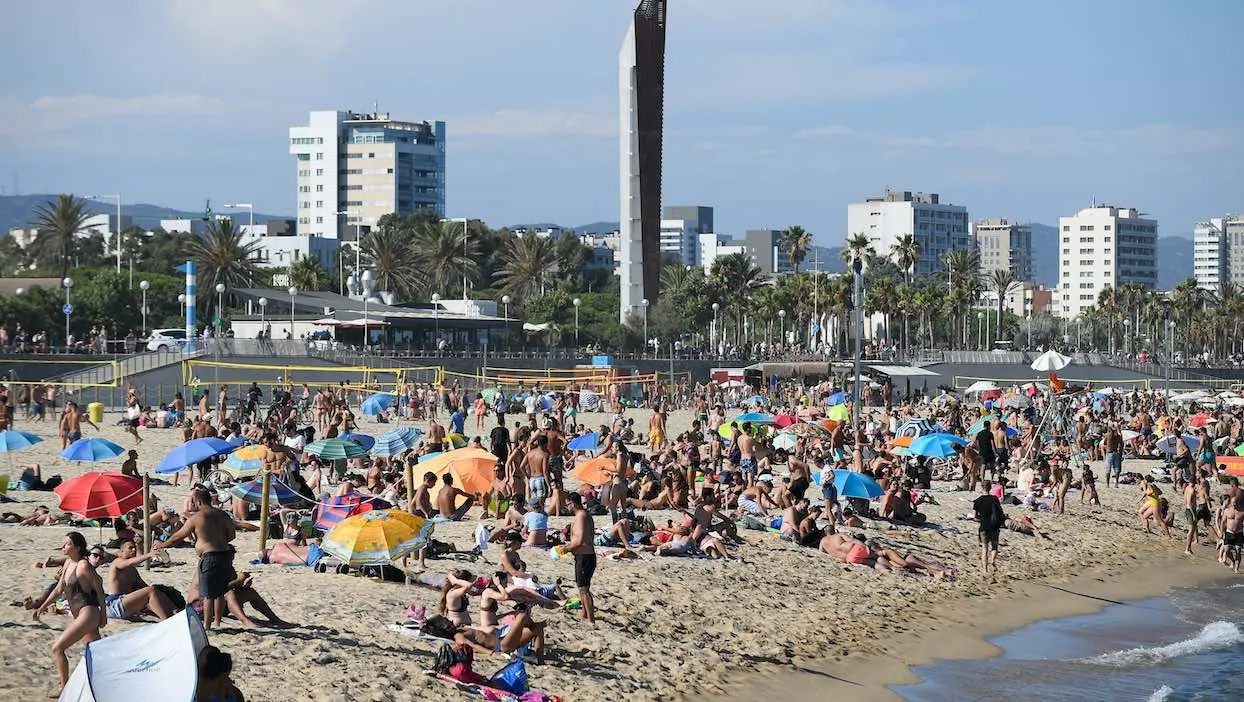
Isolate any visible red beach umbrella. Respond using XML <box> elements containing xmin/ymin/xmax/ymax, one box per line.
<box><xmin>774</xmin><ymin>414</ymin><xmax>797</xmax><ymax>429</ymax></box>
<box><xmin>54</xmin><ymin>471</ymin><xmax>144</xmax><ymax>519</ymax></box>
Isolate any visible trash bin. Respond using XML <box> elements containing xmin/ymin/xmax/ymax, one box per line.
<box><xmin>87</xmin><ymin>402</ymin><xmax>104</xmax><ymax>424</ymax></box>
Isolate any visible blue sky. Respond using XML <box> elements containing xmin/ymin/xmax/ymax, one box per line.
<box><xmin>1</xmin><ymin>0</ymin><xmax>1241</xmax><ymax>245</ymax></box>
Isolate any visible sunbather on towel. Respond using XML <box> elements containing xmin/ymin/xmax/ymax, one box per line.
<box><xmin>454</xmin><ymin>606</ymin><xmax>547</xmax><ymax>664</ymax></box>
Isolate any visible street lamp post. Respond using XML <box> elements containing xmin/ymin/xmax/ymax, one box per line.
<box><xmin>214</xmin><ymin>283</ymin><xmax>226</xmax><ymax>333</ymax></box>
<box><xmin>573</xmin><ymin>297</ymin><xmax>582</xmax><ymax>347</ymax></box>
<box><xmin>258</xmin><ymin>297</ymin><xmax>268</xmax><ymax>336</ymax></box>
<box><xmin>977</xmin><ymin>311</ymin><xmax>984</xmax><ymax>350</ymax></box>
<box><xmin>1165</xmin><ymin>314</ymin><xmax>1175</xmax><ymax>412</ymax></box>
<box><xmin>778</xmin><ymin>309</ymin><xmax>786</xmax><ymax>353</ymax></box>
<box><xmin>361</xmin><ymin>269</ymin><xmax>376</xmax><ymax>350</ymax></box>
<box><xmin>1027</xmin><ymin>312</ymin><xmax>1032</xmax><ymax>350</ymax></box>
<box><xmin>501</xmin><ymin>295</ymin><xmax>511</xmax><ymax>353</ymax></box>
<box><xmin>288</xmin><ymin>286</ymin><xmax>298</xmax><ymax>339</ymax></box>
<box><xmin>432</xmin><ymin>293</ymin><xmax>441</xmax><ymax>348</ymax></box>
<box><xmin>1123</xmin><ymin>318</ymin><xmax>1132</xmax><ymax>360</ymax></box>
<box><xmin>178</xmin><ymin>293</ymin><xmax>186</xmax><ymax>325</ymax></box>
<box><xmin>852</xmin><ymin>257</ymin><xmax>864</xmax><ymax>430</ymax></box>
<box><xmin>711</xmin><ymin>302</ymin><xmax>720</xmax><ymax>358</ymax></box>
<box><xmin>223</xmin><ymin>203</ymin><xmax>254</xmax><ymax>232</ymax></box>
<box><xmin>139</xmin><ymin>280</ymin><xmax>150</xmax><ymax>337</ymax></box>
<box><xmin>62</xmin><ymin>277</ymin><xmax>73</xmax><ymax>348</ymax></box>
<box><xmin>640</xmin><ymin>298</ymin><xmax>648</xmax><ymax>355</ymax></box>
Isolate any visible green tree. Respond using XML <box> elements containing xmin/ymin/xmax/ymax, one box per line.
<box><xmin>185</xmin><ymin>218</ymin><xmax>263</xmax><ymax>321</ymax></box>
<box><xmin>288</xmin><ymin>256</ymin><xmax>328</xmax><ymax>292</ymax></box>
<box><xmin>986</xmin><ymin>267</ymin><xmax>1020</xmax><ymax>343</ymax></box>
<box><xmin>494</xmin><ymin>234</ymin><xmax>558</xmax><ymax>299</ymax></box>
<box><xmin>360</xmin><ymin>222</ymin><xmax>419</xmax><ymax>298</ymax></box>
<box><xmin>709</xmin><ymin>252</ymin><xmax>763</xmax><ymax>347</ymax></box>
<box><xmin>31</xmin><ymin>194</ymin><xmax>95</xmax><ymax>279</ymax></box>
<box><xmin>779</xmin><ymin>225</ymin><xmax>811</xmax><ymax>273</ymax></box>
<box><xmin>416</xmin><ymin>220</ymin><xmax>480</xmax><ymax>297</ymax></box>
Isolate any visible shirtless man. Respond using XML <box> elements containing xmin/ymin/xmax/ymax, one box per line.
<box><xmin>992</xmin><ymin>421</ymin><xmax>1011</xmax><ymax>479</ymax></box>
<box><xmin>561</xmin><ymin>492</ymin><xmax>596</xmax><ymax>626</ymax></box>
<box><xmin>525</xmin><ymin>434</ymin><xmax>551</xmax><ymax>510</ymax></box>
<box><xmin>737</xmin><ymin>424</ymin><xmax>757</xmax><ymax>486</ymax></box>
<box><xmin>159</xmin><ymin>488</ymin><xmax>236</xmax><ymax>630</ymax></box>
<box><xmin>59</xmin><ymin>401</ymin><xmax>97</xmax><ymax>449</ymax></box>
<box><xmin>216</xmin><ymin>385</ymin><xmax>229</xmax><ymax>426</ymax></box>
<box><xmin>100</xmin><ymin>541</ymin><xmax>176</xmax><ymax>621</ymax></box>
<box><xmin>120</xmin><ymin>449</ymin><xmax>140</xmax><ymax>478</ymax></box>
<box><xmin>545</xmin><ymin>419</ymin><xmax>568</xmax><ymax>515</ymax></box>
<box><xmin>736</xmin><ymin>482</ymin><xmax>778</xmax><ymax>517</ymax></box>
<box><xmin>648</xmin><ymin>406</ymin><xmax>667</xmax><ymax>453</ymax></box>
<box><xmin>435</xmin><ymin>473</ymin><xmax>475</xmax><ymax>521</ymax></box>
<box><xmin>780</xmin><ymin>497</ymin><xmax>822</xmax><ymax>546</ymax></box>
<box><xmin>1221</xmin><ymin>494</ymin><xmax>1243</xmax><ymax>573</ymax></box>
<box><xmin>426</xmin><ymin>417</ymin><xmax>447</xmax><ymax>453</ymax></box>
<box><xmin>259</xmin><ymin>432</ymin><xmax>292</xmax><ymax>477</ymax></box>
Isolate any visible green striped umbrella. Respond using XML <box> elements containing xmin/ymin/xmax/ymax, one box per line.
<box><xmin>305</xmin><ymin>438</ymin><xmax>369</xmax><ymax>460</ymax></box>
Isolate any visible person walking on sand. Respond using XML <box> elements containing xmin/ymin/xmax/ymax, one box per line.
<box><xmin>561</xmin><ymin>492</ymin><xmax>597</xmax><ymax>626</ymax></box>
<box><xmin>1101</xmin><ymin>422</ymin><xmax>1123</xmax><ymax>488</ymax></box>
<box><xmin>34</xmin><ymin>531</ymin><xmax>105</xmax><ymax>699</ymax></box>
<box><xmin>158</xmin><ymin>488</ymin><xmax>236</xmax><ymax>631</ymax></box>
<box><xmin>59</xmin><ymin>401</ymin><xmax>98</xmax><ymax>450</ymax></box>
<box><xmin>973</xmin><ymin>480</ymin><xmax>1005</xmax><ymax>574</ymax></box>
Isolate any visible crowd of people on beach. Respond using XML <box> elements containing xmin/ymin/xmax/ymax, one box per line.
<box><xmin>3</xmin><ymin>372</ymin><xmax>1244</xmax><ymax>698</ymax></box>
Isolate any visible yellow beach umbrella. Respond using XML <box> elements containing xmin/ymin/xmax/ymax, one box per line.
<box><xmin>321</xmin><ymin>509</ymin><xmax>432</xmax><ymax>567</ymax></box>
<box><xmin>222</xmin><ymin>444</ymin><xmax>267</xmax><ymax>478</ymax></box>
<box><xmin>828</xmin><ymin>404</ymin><xmax>850</xmax><ymax>422</ymax></box>
<box><xmin>446</xmin><ymin>433</ymin><xmax>468</xmax><ymax>449</ymax></box>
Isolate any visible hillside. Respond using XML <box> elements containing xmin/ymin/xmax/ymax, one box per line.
<box><xmin>0</xmin><ymin>194</ymin><xmax>287</xmax><ymax>233</ymax></box>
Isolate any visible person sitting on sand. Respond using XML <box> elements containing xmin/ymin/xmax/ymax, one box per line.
<box><xmin>523</xmin><ymin>501</ymin><xmax>551</xmax><ymax>546</ymax></box>
<box><xmin>736</xmin><ymin>482</ymin><xmax>777</xmax><ymax>518</ymax></box>
<box><xmin>186</xmin><ymin>571</ymin><xmax>293</xmax><ymax>629</ymax></box>
<box><xmin>779</xmin><ymin>497</ymin><xmax>823</xmax><ymax>547</ymax></box>
<box><xmin>880</xmin><ymin>482</ymin><xmax>927</xmax><ymax>526</ymax></box>
<box><xmin>1137</xmin><ymin>476</ymin><xmax>1172</xmax><ymax>537</ymax></box>
<box><xmin>435</xmin><ymin>473</ymin><xmax>476</xmax><ymax>522</ymax></box>
<box><xmin>595</xmin><ymin>515</ymin><xmax>655</xmax><ymax>549</ymax></box>
<box><xmin>197</xmin><ymin>645</ymin><xmax>246</xmax><ymax>702</ymax></box>
<box><xmin>438</xmin><ymin>569</ymin><xmax>476</xmax><ymax>627</ymax></box>
<box><xmin>97</xmin><ymin>541</ymin><xmax>178</xmax><ymax>621</ymax></box>
<box><xmin>453</xmin><ymin>605</ymin><xmax>548</xmax><ymax>664</ymax></box>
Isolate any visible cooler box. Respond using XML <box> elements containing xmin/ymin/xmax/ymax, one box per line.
<box><xmin>87</xmin><ymin>402</ymin><xmax>104</xmax><ymax>424</ymax></box>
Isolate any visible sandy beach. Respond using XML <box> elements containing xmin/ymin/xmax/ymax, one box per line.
<box><xmin>0</xmin><ymin>406</ymin><xmax>1236</xmax><ymax>701</ymax></box>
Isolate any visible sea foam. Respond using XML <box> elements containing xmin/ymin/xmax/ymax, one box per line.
<box><xmin>1086</xmin><ymin>621</ymin><xmax>1242</xmax><ymax>667</ymax></box>
<box><xmin>1146</xmin><ymin>684</ymin><xmax>1174</xmax><ymax>702</ymax></box>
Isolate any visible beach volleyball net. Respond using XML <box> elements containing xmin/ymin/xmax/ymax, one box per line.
<box><xmin>181</xmin><ymin>359</ymin><xmax>431</xmax><ymax>395</ymax></box>
<box><xmin>0</xmin><ymin>357</ymin><xmax>121</xmax><ymax>388</ymax></box>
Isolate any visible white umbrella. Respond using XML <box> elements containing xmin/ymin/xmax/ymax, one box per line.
<box><xmin>1030</xmin><ymin>350</ymin><xmax>1072</xmax><ymax>372</ymax></box>
<box><xmin>1121</xmin><ymin>429</ymin><xmax>1140</xmax><ymax>442</ymax></box>
<box><xmin>721</xmin><ymin>380</ymin><xmax>747</xmax><ymax>389</ymax></box>
<box><xmin>1156</xmin><ymin>434</ymin><xmax>1200</xmax><ymax>454</ymax></box>
<box><xmin>1170</xmin><ymin>391</ymin><xmax>1211</xmax><ymax>404</ymax></box>
<box><xmin>1226</xmin><ymin>397</ymin><xmax>1244</xmax><ymax>407</ymax></box>
<box><xmin>1096</xmin><ymin>386</ymin><xmax>1119</xmax><ymax>395</ymax></box>
<box><xmin>964</xmin><ymin>380</ymin><xmax>1000</xmax><ymax>395</ymax></box>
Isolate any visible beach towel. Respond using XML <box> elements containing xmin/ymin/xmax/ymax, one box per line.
<box><xmin>424</xmin><ymin>671</ymin><xmax>562</xmax><ymax>702</ymax></box>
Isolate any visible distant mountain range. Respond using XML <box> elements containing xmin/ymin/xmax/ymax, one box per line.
<box><xmin>0</xmin><ymin>194</ymin><xmax>287</xmax><ymax>234</ymax></box>
<box><xmin>1028</xmin><ymin>222</ymin><xmax>1192</xmax><ymax>289</ymax></box>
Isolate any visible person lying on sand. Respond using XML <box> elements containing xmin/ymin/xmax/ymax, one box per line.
<box><xmin>1004</xmin><ymin>515</ymin><xmax>1050</xmax><ymax>540</ymax></box>
<box><xmin>864</xmin><ymin>539</ymin><xmax>956</xmax><ymax>579</ymax></box>
<box><xmin>453</xmin><ymin>605</ymin><xmax>548</xmax><ymax>664</ymax></box>
<box><xmin>186</xmin><ymin>571</ymin><xmax>293</xmax><ymax>629</ymax></box>
<box><xmin>2</xmin><ymin>506</ymin><xmax>73</xmax><ymax>526</ymax></box>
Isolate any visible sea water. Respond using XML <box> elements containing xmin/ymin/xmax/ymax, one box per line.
<box><xmin>895</xmin><ymin>580</ymin><xmax>1244</xmax><ymax>702</ymax></box>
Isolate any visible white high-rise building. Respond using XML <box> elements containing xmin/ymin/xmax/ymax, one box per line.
<box><xmin>973</xmin><ymin>219</ymin><xmax>1033</xmax><ymax>280</ymax></box>
<box><xmin>1194</xmin><ymin>218</ymin><xmax>1228</xmax><ymax>293</ymax></box>
<box><xmin>658</xmin><ymin>206</ymin><xmax>712</xmax><ymax>267</ymax></box>
<box><xmin>1057</xmin><ymin>204</ymin><xmax>1157</xmax><ymax>319</ymax></box>
<box><xmin>846</xmin><ymin>190</ymin><xmax>971</xmax><ymax>275</ymax></box>
<box><xmin>289</xmin><ymin>110</ymin><xmax>446</xmax><ymax>241</ymax></box>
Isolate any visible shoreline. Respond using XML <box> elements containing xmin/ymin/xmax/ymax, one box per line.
<box><xmin>717</xmin><ymin>554</ymin><xmax>1235</xmax><ymax>702</ymax></box>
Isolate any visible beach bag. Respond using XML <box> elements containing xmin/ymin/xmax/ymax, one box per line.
<box><xmin>490</xmin><ymin>659</ymin><xmax>530</xmax><ymax>694</ymax></box>
<box><xmin>434</xmin><ymin>642</ymin><xmax>477</xmax><ymax>679</ymax></box>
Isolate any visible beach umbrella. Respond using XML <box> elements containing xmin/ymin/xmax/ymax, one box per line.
<box><xmin>745</xmin><ymin>394</ymin><xmax>767</xmax><ymax>406</ymax></box>
<box><xmin>225</xmin><ymin>434</ymin><xmax>247</xmax><ymax>448</ymax></box>
<box><xmin>1156</xmin><ymin>435</ymin><xmax>1200</xmax><ymax>455</ymax></box>
<box><xmin>1030</xmin><ymin>350</ymin><xmax>1072</xmax><ymax>372</ymax></box>
<box><xmin>422</xmin><ymin>447</ymin><xmax>499</xmax><ymax>496</ymax></box>
<box><xmin>816</xmin><ymin>418</ymin><xmax>840</xmax><ymax>433</ymax></box>
<box><xmin>895</xmin><ymin>418</ymin><xmax>935</xmax><ymax>439</ymax></box>
<box><xmin>773</xmin><ymin>432</ymin><xmax>798</xmax><ymax>451</ymax></box>
<box><xmin>54</xmin><ymin>472</ymin><xmax>144</xmax><ymax>519</ymax></box>
<box><xmin>967</xmin><ymin>415</ymin><xmax>1001</xmax><ymax>437</ymax></box>
<box><xmin>223</xmin><ymin>444</ymin><xmax>266</xmax><ymax>478</ymax></box>
<box><xmin>890</xmin><ymin>435</ymin><xmax>914</xmax><ymax>448</ymax></box>
<box><xmin>154</xmin><ymin>437</ymin><xmax>236</xmax><ymax>474</ymax></box>
<box><xmin>717</xmin><ymin>422</ymin><xmax>770</xmax><ymax>439</ymax></box>
<box><xmin>826</xmin><ymin>391</ymin><xmax>850</xmax><ymax>406</ymax></box>
<box><xmin>372</xmin><ymin>428</ymin><xmax>423</xmax><ymax>457</ymax></box>
<box><xmin>828</xmin><ymin>404</ymin><xmax>850</xmax><ymax>422</ymax></box>
<box><xmin>832</xmin><ymin>470</ymin><xmax>884</xmax><ymax>500</ymax></box>
<box><xmin>0</xmin><ymin>429</ymin><xmax>43</xmax><ymax>453</ymax></box>
<box><xmin>964</xmin><ymin>380</ymin><xmax>1000</xmax><ymax>395</ymax></box>
<box><xmin>1188</xmin><ymin>413</ymin><xmax>1212</xmax><ymax>428</ymax></box>
<box><xmin>446</xmin><ymin>433</ymin><xmax>468</xmax><ymax>449</ymax></box>
<box><xmin>360</xmin><ymin>393</ymin><xmax>394</xmax><ymax>416</ymax></box>
<box><xmin>568</xmin><ymin>432</ymin><xmax>602</xmax><ymax>451</ymax></box>
<box><xmin>229</xmin><ymin>477</ymin><xmax>303</xmax><ymax>506</ymax></box>
<box><xmin>721</xmin><ymin>380</ymin><xmax>747</xmax><ymax>389</ymax></box>
<box><xmin>908</xmin><ymin>433</ymin><xmax>968</xmax><ymax>459</ymax></box>
<box><xmin>788</xmin><ymin>421</ymin><xmax>828</xmax><ymax>438</ymax></box>
<box><xmin>773</xmin><ymin>414</ymin><xmax>797</xmax><ymax>429</ymax></box>
<box><xmin>1121</xmin><ymin>429</ymin><xmax>1141</xmax><ymax>442</ymax></box>
<box><xmin>579</xmin><ymin>389</ymin><xmax>599</xmax><ymax>408</ymax></box>
<box><xmin>736</xmin><ymin>412</ymin><xmax>776</xmax><ymax>424</ymax></box>
<box><xmin>59</xmin><ymin>437</ymin><xmax>126</xmax><ymax>462</ymax></box>
<box><xmin>305</xmin><ymin>438</ymin><xmax>369</xmax><ymax>460</ymax></box>
<box><xmin>321</xmin><ymin>510</ymin><xmax>432</xmax><ymax>566</ymax></box>
<box><xmin>1226</xmin><ymin>397</ymin><xmax>1244</xmax><ymax>408</ymax></box>
<box><xmin>339</xmin><ymin>432</ymin><xmax>376</xmax><ymax>452</ymax></box>
<box><xmin>570</xmin><ymin>457</ymin><xmax>621</xmax><ymax>487</ymax></box>
<box><xmin>314</xmin><ymin>493</ymin><xmax>379</xmax><ymax>531</ymax></box>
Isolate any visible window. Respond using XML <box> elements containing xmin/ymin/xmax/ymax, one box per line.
<box><xmin>316</xmin><ymin>184</ymin><xmax>323</xmax><ymax>192</ymax></box>
<box><xmin>1062</xmin><ymin>248</ymin><xmax>1070</xmax><ymax>254</ymax></box>
<box><xmin>1104</xmin><ymin>236</ymin><xmax>1112</xmax><ymax>242</ymax></box>
<box><xmin>315</xmin><ymin>200</ymin><xmax>323</xmax><ymax>208</ymax></box>
<box><xmin>1062</xmin><ymin>237</ymin><xmax>1070</xmax><ymax>243</ymax></box>
<box><xmin>315</xmin><ymin>216</ymin><xmax>323</xmax><ymax>224</ymax></box>
<box><xmin>1104</xmin><ymin>225</ymin><xmax>1112</xmax><ymax>231</ymax></box>
<box><xmin>1080</xmin><ymin>225</ymin><xmax>1094</xmax><ymax>231</ymax></box>
<box><xmin>1079</xmin><ymin>259</ymin><xmax>1093</xmax><ymax>266</ymax></box>
<box><xmin>298</xmin><ymin>186</ymin><xmax>309</xmax><ymax>193</ymax></box>
<box><xmin>1079</xmin><ymin>282</ymin><xmax>1094</xmax><ymax>289</ymax></box>
<box><xmin>1080</xmin><ymin>248</ymin><xmax>1094</xmax><ymax>254</ymax></box>
<box><xmin>1062</xmin><ymin>226</ymin><xmax>1070</xmax><ymax>232</ymax></box>
<box><xmin>1104</xmin><ymin>248</ymin><xmax>1112</xmax><ymax>255</ymax></box>
<box><xmin>298</xmin><ymin>169</ymin><xmax>310</xmax><ymax>177</ymax></box>
<box><xmin>315</xmin><ymin>153</ymin><xmax>323</xmax><ymax>160</ymax></box>
<box><xmin>316</xmin><ymin>169</ymin><xmax>324</xmax><ymax>176</ymax></box>
<box><xmin>300</xmin><ymin>201</ymin><xmax>310</xmax><ymax>209</ymax></box>
<box><xmin>1062</xmin><ymin>271</ymin><xmax>1070</xmax><ymax>278</ymax></box>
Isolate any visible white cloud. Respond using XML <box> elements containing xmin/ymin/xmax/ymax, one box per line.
<box><xmin>0</xmin><ymin>94</ymin><xmax>234</xmax><ymax>142</ymax></box>
<box><xmin>449</xmin><ymin>108</ymin><xmax>614</xmax><ymax>140</ymax></box>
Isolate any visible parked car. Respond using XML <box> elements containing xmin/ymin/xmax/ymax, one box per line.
<box><xmin>146</xmin><ymin>328</ymin><xmax>188</xmax><ymax>352</ymax></box>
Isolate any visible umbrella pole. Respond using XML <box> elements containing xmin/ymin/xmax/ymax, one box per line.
<box><xmin>258</xmin><ymin>472</ymin><xmax>272</xmax><ymax>556</ymax></box>
<box><xmin>142</xmin><ymin>473</ymin><xmax>152</xmax><ymax>570</ymax></box>
<box><xmin>404</xmin><ymin>462</ymin><xmax>415</xmax><ymax>513</ymax></box>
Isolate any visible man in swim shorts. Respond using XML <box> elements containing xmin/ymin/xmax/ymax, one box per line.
<box><xmin>160</xmin><ymin>487</ymin><xmax>236</xmax><ymax>630</ymax></box>
<box><xmin>563</xmin><ymin>493</ymin><xmax>597</xmax><ymax>626</ymax></box>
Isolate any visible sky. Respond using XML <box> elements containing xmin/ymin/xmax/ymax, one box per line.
<box><xmin>1</xmin><ymin>0</ymin><xmax>1242</xmax><ymax>246</ymax></box>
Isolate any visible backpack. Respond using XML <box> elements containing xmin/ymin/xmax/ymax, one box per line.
<box><xmin>433</xmin><ymin>642</ymin><xmax>474</xmax><ymax>675</ymax></box>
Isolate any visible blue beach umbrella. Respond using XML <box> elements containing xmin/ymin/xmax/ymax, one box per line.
<box><xmin>371</xmin><ymin>427</ymin><xmax>423</xmax><ymax>457</ymax></box>
<box><xmin>736</xmin><ymin>412</ymin><xmax>777</xmax><ymax>425</ymax></box>
<box><xmin>361</xmin><ymin>394</ymin><xmax>394</xmax><ymax>416</ymax></box>
<box><xmin>0</xmin><ymin>430</ymin><xmax>44</xmax><ymax>453</ymax></box>
<box><xmin>305</xmin><ymin>438</ymin><xmax>369</xmax><ymax>460</ymax></box>
<box><xmin>909</xmin><ymin>433</ymin><xmax>968</xmax><ymax>459</ymax></box>
<box><xmin>154</xmin><ymin>437</ymin><xmax>237</xmax><ymax>474</ymax></box>
<box><xmin>833</xmin><ymin>470</ymin><xmax>884</xmax><ymax>500</ymax></box>
<box><xmin>827</xmin><ymin>391</ymin><xmax>850</xmax><ymax>406</ymax></box>
<box><xmin>568</xmin><ymin>432</ymin><xmax>602</xmax><ymax>451</ymax></box>
<box><xmin>340</xmin><ymin>432</ymin><xmax>376</xmax><ymax>452</ymax></box>
<box><xmin>229</xmin><ymin>478</ymin><xmax>303</xmax><ymax>506</ymax></box>
<box><xmin>60</xmin><ymin>437</ymin><xmax>126</xmax><ymax>462</ymax></box>
<box><xmin>223</xmin><ymin>445</ymin><xmax>265</xmax><ymax>477</ymax></box>
<box><xmin>745</xmin><ymin>395</ymin><xmax>767</xmax><ymax>406</ymax></box>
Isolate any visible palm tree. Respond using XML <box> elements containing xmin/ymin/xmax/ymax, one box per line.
<box><xmin>416</xmin><ymin>221</ymin><xmax>480</xmax><ymax>297</ymax></box>
<box><xmin>495</xmin><ymin>234</ymin><xmax>558</xmax><ymax>299</ymax></box>
<box><xmin>889</xmin><ymin>233</ymin><xmax>921</xmax><ymax>348</ymax></box>
<box><xmin>942</xmin><ymin>249</ymin><xmax>981</xmax><ymax>349</ymax></box>
<box><xmin>31</xmin><ymin>194</ymin><xmax>94</xmax><ymax>279</ymax></box>
<box><xmin>360</xmin><ymin>224</ymin><xmax>420</xmax><ymax>297</ymax></box>
<box><xmin>709</xmin><ymin>252</ymin><xmax>763</xmax><ymax>347</ymax></box>
<box><xmin>1096</xmin><ymin>285</ymin><xmax>1121</xmax><ymax>354</ymax></box>
<box><xmin>780</xmin><ymin>225</ymin><xmax>812</xmax><ymax>273</ymax></box>
<box><xmin>185</xmin><ymin>218</ymin><xmax>263</xmax><ymax>321</ymax></box>
<box><xmin>841</xmin><ymin>233</ymin><xmax>875</xmax><ymax>268</ymax></box>
<box><xmin>288</xmin><ymin>256</ymin><xmax>326</xmax><ymax>292</ymax></box>
<box><xmin>986</xmin><ymin>268</ymin><xmax>1020</xmax><ymax>343</ymax></box>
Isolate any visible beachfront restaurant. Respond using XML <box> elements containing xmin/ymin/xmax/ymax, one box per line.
<box><xmin>226</xmin><ymin>288</ymin><xmax>513</xmax><ymax>351</ymax></box>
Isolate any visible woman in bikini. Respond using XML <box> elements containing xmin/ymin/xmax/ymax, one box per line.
<box><xmin>34</xmin><ymin>531</ymin><xmax>106</xmax><ymax>698</ymax></box>
<box><xmin>437</xmin><ymin>569</ymin><xmax>475</xmax><ymax>627</ymax></box>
